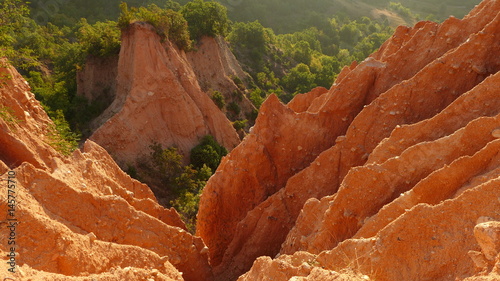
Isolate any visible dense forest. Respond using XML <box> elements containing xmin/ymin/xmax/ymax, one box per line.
<box><xmin>0</xmin><ymin>0</ymin><xmax>481</xmax><ymax>230</ymax></box>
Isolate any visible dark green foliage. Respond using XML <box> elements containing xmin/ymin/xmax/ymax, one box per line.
<box><xmin>150</xmin><ymin>143</ymin><xmax>185</xmax><ymax>187</ymax></box>
<box><xmin>181</xmin><ymin>0</ymin><xmax>229</xmax><ymax>40</ymax></box>
<box><xmin>170</xmin><ymin>163</ymin><xmax>211</xmax><ymax>232</ymax></box>
<box><xmin>231</xmin><ymin>75</ymin><xmax>245</xmax><ymax>90</ymax></box>
<box><xmin>232</xmin><ymin>119</ymin><xmax>247</xmax><ymax>131</ymax></box>
<box><xmin>78</xmin><ymin>19</ymin><xmax>121</xmax><ymax>57</ymax></box>
<box><xmin>190</xmin><ymin>135</ymin><xmax>227</xmax><ymax>171</ymax></box>
<box><xmin>249</xmin><ymin>88</ymin><xmax>265</xmax><ymax>108</ymax></box>
<box><xmin>118</xmin><ymin>3</ymin><xmax>192</xmax><ymax>50</ymax></box>
<box><xmin>227</xmin><ymin>101</ymin><xmax>241</xmax><ymax>115</ymax></box>
<box><xmin>281</xmin><ymin>63</ymin><xmax>316</xmax><ymax>95</ymax></box>
<box><xmin>126</xmin><ymin>164</ymin><xmax>139</xmax><ymax>180</ymax></box>
<box><xmin>227</xmin><ymin>21</ymin><xmax>276</xmax><ymax>73</ymax></box>
<box><xmin>211</xmin><ymin>91</ymin><xmax>225</xmax><ymax>109</ymax></box>
<box><xmin>147</xmin><ymin>142</ymin><xmax>212</xmax><ymax>232</ymax></box>
<box><xmin>229</xmin><ymin>13</ymin><xmax>393</xmax><ymax>104</ymax></box>
<box><xmin>227</xmin><ymin>20</ymin><xmax>269</xmax><ymax>55</ymax></box>
<box><xmin>0</xmin><ymin>0</ymin><xmax>31</xmax><ymax>65</ymax></box>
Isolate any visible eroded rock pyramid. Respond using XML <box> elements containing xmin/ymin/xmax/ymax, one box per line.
<box><xmin>196</xmin><ymin>0</ymin><xmax>500</xmax><ymax>280</ymax></box>
<box><xmin>0</xmin><ymin>60</ymin><xmax>213</xmax><ymax>280</ymax></box>
<box><xmin>90</xmin><ymin>23</ymin><xmax>240</xmax><ymax>167</ymax></box>
<box><xmin>2</xmin><ymin>0</ymin><xmax>500</xmax><ymax>280</ymax></box>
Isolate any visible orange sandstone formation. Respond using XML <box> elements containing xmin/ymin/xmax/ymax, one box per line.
<box><xmin>2</xmin><ymin>0</ymin><xmax>500</xmax><ymax>280</ymax></box>
<box><xmin>90</xmin><ymin>23</ymin><xmax>239</xmax><ymax>167</ymax></box>
<box><xmin>0</xmin><ymin>60</ymin><xmax>212</xmax><ymax>281</ymax></box>
<box><xmin>196</xmin><ymin>0</ymin><xmax>500</xmax><ymax>280</ymax></box>
<box><xmin>186</xmin><ymin>36</ymin><xmax>256</xmax><ymax>120</ymax></box>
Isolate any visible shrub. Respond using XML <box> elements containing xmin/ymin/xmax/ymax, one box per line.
<box><xmin>46</xmin><ymin>110</ymin><xmax>80</xmax><ymax>156</ymax></box>
<box><xmin>231</xmin><ymin>75</ymin><xmax>245</xmax><ymax>90</ymax></box>
<box><xmin>246</xmin><ymin>108</ymin><xmax>259</xmax><ymax>123</ymax></box>
<box><xmin>211</xmin><ymin>90</ymin><xmax>225</xmax><ymax>109</ymax></box>
<box><xmin>249</xmin><ymin>88</ymin><xmax>265</xmax><ymax>108</ymax></box>
<box><xmin>227</xmin><ymin>101</ymin><xmax>241</xmax><ymax>115</ymax></box>
<box><xmin>118</xmin><ymin>3</ymin><xmax>192</xmax><ymax>50</ymax></box>
<box><xmin>232</xmin><ymin>119</ymin><xmax>247</xmax><ymax>131</ymax></box>
<box><xmin>147</xmin><ymin>142</ymin><xmax>212</xmax><ymax>233</ymax></box>
<box><xmin>78</xmin><ymin>19</ymin><xmax>121</xmax><ymax>57</ymax></box>
<box><xmin>181</xmin><ymin>0</ymin><xmax>229</xmax><ymax>40</ymax></box>
<box><xmin>149</xmin><ymin>143</ymin><xmax>184</xmax><ymax>188</ymax></box>
<box><xmin>190</xmin><ymin>135</ymin><xmax>227</xmax><ymax>171</ymax></box>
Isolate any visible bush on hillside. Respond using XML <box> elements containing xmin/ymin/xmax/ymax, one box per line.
<box><xmin>118</xmin><ymin>2</ymin><xmax>192</xmax><ymax>50</ymax></box>
<box><xmin>181</xmin><ymin>0</ymin><xmax>229</xmax><ymax>40</ymax></box>
<box><xmin>190</xmin><ymin>135</ymin><xmax>227</xmax><ymax>171</ymax></box>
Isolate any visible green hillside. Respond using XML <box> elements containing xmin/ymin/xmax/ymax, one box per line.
<box><xmin>28</xmin><ymin>0</ymin><xmax>481</xmax><ymax>33</ymax></box>
<box><xmin>1</xmin><ymin>0</ymin><xmax>484</xmax><ymax>227</ymax></box>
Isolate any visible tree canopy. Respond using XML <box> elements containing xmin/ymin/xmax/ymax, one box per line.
<box><xmin>181</xmin><ymin>0</ymin><xmax>229</xmax><ymax>40</ymax></box>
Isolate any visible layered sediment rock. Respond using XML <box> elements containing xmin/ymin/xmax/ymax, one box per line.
<box><xmin>186</xmin><ymin>36</ymin><xmax>256</xmax><ymax>121</ymax></box>
<box><xmin>76</xmin><ymin>55</ymin><xmax>118</xmax><ymax>105</ymax></box>
<box><xmin>195</xmin><ymin>0</ymin><xmax>500</xmax><ymax>280</ymax></box>
<box><xmin>2</xmin><ymin>0</ymin><xmax>500</xmax><ymax>280</ymax></box>
<box><xmin>0</xmin><ymin>60</ymin><xmax>212</xmax><ymax>281</ymax></box>
<box><xmin>90</xmin><ymin>23</ymin><xmax>239</xmax><ymax>167</ymax></box>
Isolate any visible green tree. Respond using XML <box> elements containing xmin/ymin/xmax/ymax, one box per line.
<box><xmin>46</xmin><ymin>109</ymin><xmax>81</xmax><ymax>156</ymax></box>
<box><xmin>190</xmin><ymin>135</ymin><xmax>227</xmax><ymax>171</ymax></box>
<box><xmin>181</xmin><ymin>0</ymin><xmax>229</xmax><ymax>40</ymax></box>
<box><xmin>232</xmin><ymin>119</ymin><xmax>247</xmax><ymax>131</ymax></box>
<box><xmin>149</xmin><ymin>143</ymin><xmax>185</xmax><ymax>188</ymax></box>
<box><xmin>292</xmin><ymin>40</ymin><xmax>312</xmax><ymax>65</ymax></box>
<box><xmin>0</xmin><ymin>0</ymin><xmax>39</xmax><ymax>69</ymax></box>
<box><xmin>249</xmin><ymin>88</ymin><xmax>265</xmax><ymax>108</ymax></box>
<box><xmin>118</xmin><ymin>3</ymin><xmax>192</xmax><ymax>50</ymax></box>
<box><xmin>339</xmin><ymin>22</ymin><xmax>361</xmax><ymax>46</ymax></box>
<box><xmin>147</xmin><ymin>142</ymin><xmax>212</xmax><ymax>233</ymax></box>
<box><xmin>78</xmin><ymin>19</ymin><xmax>121</xmax><ymax>57</ymax></box>
<box><xmin>211</xmin><ymin>91</ymin><xmax>225</xmax><ymax>109</ymax></box>
<box><xmin>281</xmin><ymin>63</ymin><xmax>316</xmax><ymax>95</ymax></box>
<box><xmin>227</xmin><ymin>20</ymin><xmax>269</xmax><ymax>54</ymax></box>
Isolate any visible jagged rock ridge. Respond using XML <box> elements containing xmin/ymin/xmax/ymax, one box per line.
<box><xmin>195</xmin><ymin>0</ymin><xmax>500</xmax><ymax>280</ymax></box>
<box><xmin>1</xmin><ymin>1</ymin><xmax>500</xmax><ymax>280</ymax></box>
<box><xmin>0</xmin><ymin>60</ymin><xmax>213</xmax><ymax>280</ymax></box>
<box><xmin>89</xmin><ymin>22</ymin><xmax>240</xmax><ymax>168</ymax></box>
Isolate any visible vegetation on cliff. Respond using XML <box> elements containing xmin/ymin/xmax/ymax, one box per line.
<box><xmin>1</xmin><ymin>0</ymin><xmax>481</xmax><ymax>228</ymax></box>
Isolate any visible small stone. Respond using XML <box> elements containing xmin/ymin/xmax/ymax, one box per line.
<box><xmin>492</xmin><ymin>129</ymin><xmax>500</xmax><ymax>138</ymax></box>
<box><xmin>468</xmin><ymin>250</ymin><xmax>488</xmax><ymax>269</ymax></box>
<box><xmin>200</xmin><ymin>247</ymin><xmax>209</xmax><ymax>255</ymax></box>
<box><xmin>87</xmin><ymin>232</ymin><xmax>97</xmax><ymax>243</ymax></box>
<box><xmin>474</xmin><ymin>221</ymin><xmax>500</xmax><ymax>260</ymax></box>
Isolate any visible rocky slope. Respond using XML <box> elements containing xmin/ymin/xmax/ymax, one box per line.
<box><xmin>89</xmin><ymin>23</ymin><xmax>240</xmax><ymax>168</ymax></box>
<box><xmin>2</xmin><ymin>0</ymin><xmax>500</xmax><ymax>280</ymax></box>
<box><xmin>196</xmin><ymin>0</ymin><xmax>500</xmax><ymax>280</ymax></box>
<box><xmin>186</xmin><ymin>36</ymin><xmax>256</xmax><ymax>123</ymax></box>
<box><xmin>76</xmin><ymin>54</ymin><xmax>118</xmax><ymax>106</ymax></box>
<box><xmin>0</xmin><ymin>60</ymin><xmax>213</xmax><ymax>280</ymax></box>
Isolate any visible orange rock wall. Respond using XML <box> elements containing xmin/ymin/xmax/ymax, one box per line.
<box><xmin>0</xmin><ymin>60</ymin><xmax>212</xmax><ymax>281</ymax></box>
<box><xmin>90</xmin><ymin>23</ymin><xmax>239</xmax><ymax>167</ymax></box>
<box><xmin>196</xmin><ymin>1</ymin><xmax>500</xmax><ymax>280</ymax></box>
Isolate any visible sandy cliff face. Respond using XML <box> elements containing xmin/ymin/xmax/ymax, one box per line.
<box><xmin>3</xmin><ymin>0</ymin><xmax>500</xmax><ymax>280</ymax></box>
<box><xmin>195</xmin><ymin>0</ymin><xmax>500</xmax><ymax>280</ymax></box>
<box><xmin>0</xmin><ymin>60</ymin><xmax>213</xmax><ymax>281</ymax></box>
<box><xmin>90</xmin><ymin>23</ymin><xmax>240</xmax><ymax>167</ymax></box>
<box><xmin>76</xmin><ymin>54</ymin><xmax>118</xmax><ymax>105</ymax></box>
<box><xmin>186</xmin><ymin>36</ymin><xmax>256</xmax><ymax>121</ymax></box>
